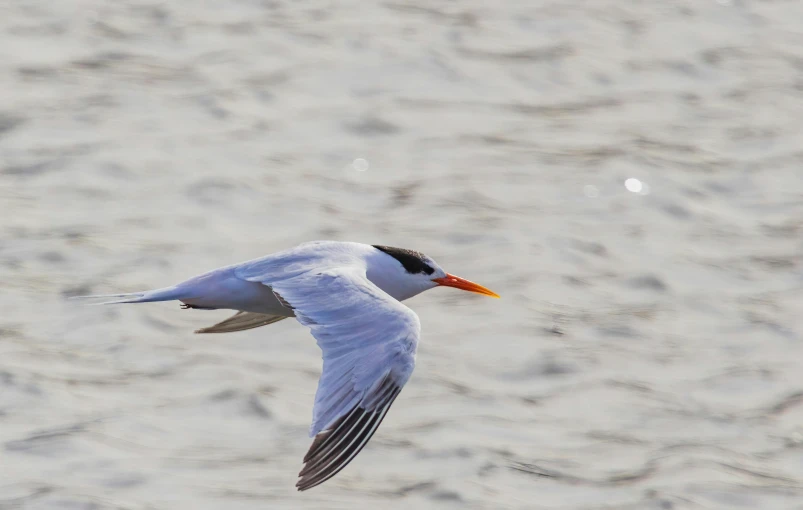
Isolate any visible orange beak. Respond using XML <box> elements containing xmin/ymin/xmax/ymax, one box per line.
<box><xmin>431</xmin><ymin>273</ymin><xmax>500</xmax><ymax>298</ymax></box>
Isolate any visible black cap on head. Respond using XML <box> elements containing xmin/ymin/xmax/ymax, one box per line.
<box><xmin>373</xmin><ymin>245</ymin><xmax>435</xmax><ymax>275</ymax></box>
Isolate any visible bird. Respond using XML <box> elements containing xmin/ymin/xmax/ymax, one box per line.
<box><xmin>73</xmin><ymin>241</ymin><xmax>499</xmax><ymax>491</ymax></box>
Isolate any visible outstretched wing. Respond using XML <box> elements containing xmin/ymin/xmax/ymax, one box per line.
<box><xmin>266</xmin><ymin>267</ymin><xmax>420</xmax><ymax>491</ymax></box>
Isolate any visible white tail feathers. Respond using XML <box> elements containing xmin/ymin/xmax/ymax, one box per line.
<box><xmin>68</xmin><ymin>286</ymin><xmax>184</xmax><ymax>305</ymax></box>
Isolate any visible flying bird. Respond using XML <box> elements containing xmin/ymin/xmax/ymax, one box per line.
<box><xmin>73</xmin><ymin>241</ymin><xmax>499</xmax><ymax>491</ymax></box>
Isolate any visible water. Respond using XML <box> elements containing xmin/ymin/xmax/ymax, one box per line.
<box><xmin>1</xmin><ymin>1</ymin><xmax>803</xmax><ymax>508</ymax></box>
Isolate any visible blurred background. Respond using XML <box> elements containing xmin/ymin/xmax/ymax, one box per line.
<box><xmin>2</xmin><ymin>1</ymin><xmax>803</xmax><ymax>509</ymax></box>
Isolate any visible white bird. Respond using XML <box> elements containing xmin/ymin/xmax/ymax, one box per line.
<box><xmin>74</xmin><ymin>241</ymin><xmax>499</xmax><ymax>491</ymax></box>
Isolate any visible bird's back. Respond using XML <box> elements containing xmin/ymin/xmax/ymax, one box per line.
<box><xmin>233</xmin><ymin>241</ymin><xmax>373</xmax><ymax>283</ymax></box>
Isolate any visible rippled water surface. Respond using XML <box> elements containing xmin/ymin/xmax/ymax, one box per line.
<box><xmin>2</xmin><ymin>1</ymin><xmax>803</xmax><ymax>509</ymax></box>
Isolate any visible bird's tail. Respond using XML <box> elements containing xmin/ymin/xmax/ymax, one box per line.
<box><xmin>69</xmin><ymin>286</ymin><xmax>185</xmax><ymax>305</ymax></box>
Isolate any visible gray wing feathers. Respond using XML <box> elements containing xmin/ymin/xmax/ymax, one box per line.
<box><xmin>234</xmin><ymin>241</ymin><xmax>348</xmax><ymax>283</ymax></box>
<box><xmin>262</xmin><ymin>267</ymin><xmax>419</xmax><ymax>491</ymax></box>
<box><xmin>270</xmin><ymin>269</ymin><xmax>419</xmax><ymax>435</ymax></box>
<box><xmin>296</xmin><ymin>382</ymin><xmax>402</xmax><ymax>491</ymax></box>
<box><xmin>194</xmin><ymin>311</ymin><xmax>288</xmax><ymax>334</ymax></box>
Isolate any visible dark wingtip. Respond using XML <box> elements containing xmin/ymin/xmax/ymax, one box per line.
<box><xmin>295</xmin><ymin>387</ymin><xmax>401</xmax><ymax>491</ymax></box>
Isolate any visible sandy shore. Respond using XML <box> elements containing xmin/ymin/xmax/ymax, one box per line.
<box><xmin>2</xmin><ymin>1</ymin><xmax>803</xmax><ymax>508</ymax></box>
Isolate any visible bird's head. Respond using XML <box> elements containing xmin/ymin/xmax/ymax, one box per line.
<box><xmin>370</xmin><ymin>245</ymin><xmax>499</xmax><ymax>301</ymax></box>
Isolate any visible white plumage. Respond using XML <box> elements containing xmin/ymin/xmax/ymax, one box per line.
<box><xmin>72</xmin><ymin>240</ymin><xmax>499</xmax><ymax>491</ymax></box>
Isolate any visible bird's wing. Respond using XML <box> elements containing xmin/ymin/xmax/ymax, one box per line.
<box><xmin>264</xmin><ymin>267</ymin><xmax>420</xmax><ymax>491</ymax></box>
<box><xmin>194</xmin><ymin>311</ymin><xmax>287</xmax><ymax>334</ymax></box>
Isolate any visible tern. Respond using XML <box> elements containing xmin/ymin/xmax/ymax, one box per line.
<box><xmin>74</xmin><ymin>241</ymin><xmax>499</xmax><ymax>491</ymax></box>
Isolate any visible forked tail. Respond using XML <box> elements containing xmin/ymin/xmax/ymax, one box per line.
<box><xmin>68</xmin><ymin>286</ymin><xmax>185</xmax><ymax>305</ymax></box>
